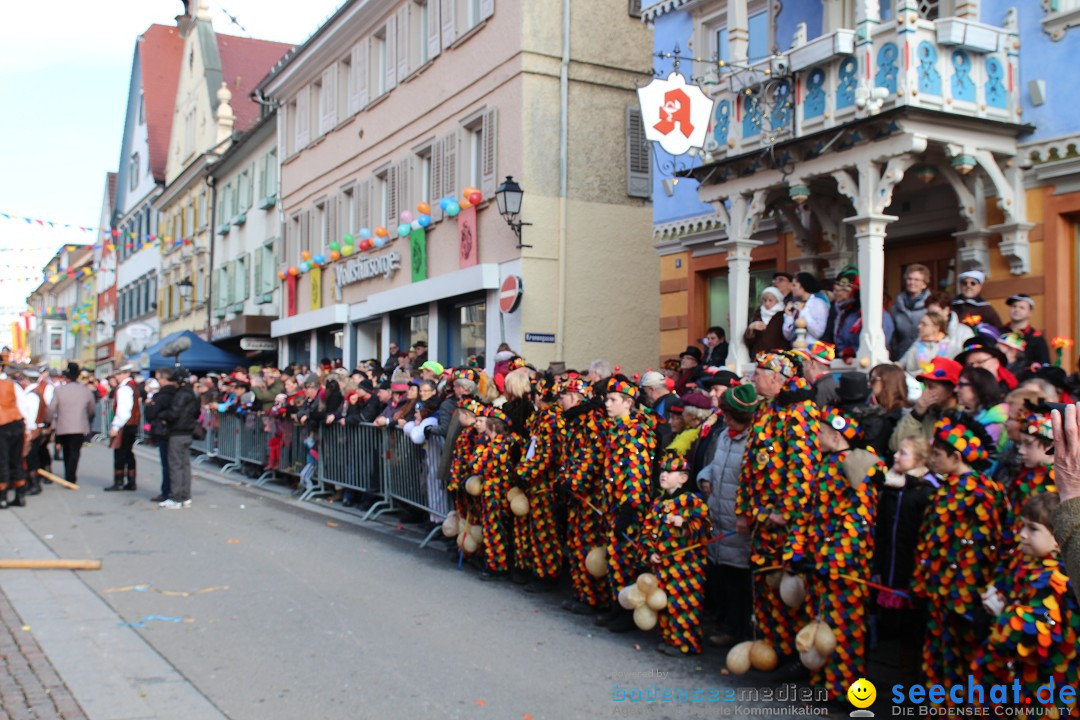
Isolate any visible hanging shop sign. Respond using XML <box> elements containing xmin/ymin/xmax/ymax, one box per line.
<box><xmin>333</xmin><ymin>251</ymin><xmax>402</xmax><ymax>287</ymax></box>
<box><xmin>637</xmin><ymin>72</ymin><xmax>714</xmax><ymax>156</ymax></box>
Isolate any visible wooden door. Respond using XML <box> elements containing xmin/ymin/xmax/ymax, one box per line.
<box><xmin>884</xmin><ymin>236</ymin><xmax>957</xmax><ymax>302</ymax></box>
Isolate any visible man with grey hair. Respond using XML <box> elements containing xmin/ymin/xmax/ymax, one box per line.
<box><xmin>587</xmin><ymin>359</ymin><xmax>613</xmax><ymax>384</ymax></box>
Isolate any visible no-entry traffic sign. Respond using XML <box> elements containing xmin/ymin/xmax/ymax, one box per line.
<box><xmin>499</xmin><ymin>275</ymin><xmax>523</xmax><ymax>314</ymax></box>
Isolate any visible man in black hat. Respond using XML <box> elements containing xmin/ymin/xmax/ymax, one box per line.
<box><xmin>956</xmin><ymin>335</ymin><xmax>1018</xmax><ymax>393</ymax></box>
<box><xmin>675</xmin><ymin>346</ymin><xmax>702</xmax><ymax>395</ymax></box>
<box><xmin>1004</xmin><ymin>294</ymin><xmax>1050</xmax><ymax>367</ymax></box>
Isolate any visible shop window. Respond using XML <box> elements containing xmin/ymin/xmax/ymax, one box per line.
<box><xmin>452</xmin><ymin>300</ymin><xmax>486</xmax><ymax>366</ymax></box>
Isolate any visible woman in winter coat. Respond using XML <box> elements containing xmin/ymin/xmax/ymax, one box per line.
<box><xmin>956</xmin><ymin>366</ymin><xmax>1009</xmax><ymax>456</ymax></box>
<box><xmin>743</xmin><ymin>287</ymin><xmax>789</xmax><ymax>356</ymax></box>
<box><xmin>696</xmin><ymin>384</ymin><xmax>760</xmax><ymax>647</ymax></box>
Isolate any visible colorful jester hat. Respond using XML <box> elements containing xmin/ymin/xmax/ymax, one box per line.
<box><xmin>482</xmin><ymin>405</ymin><xmax>509</xmax><ymax>424</ymax></box>
<box><xmin>660</xmin><ymin>454</ymin><xmax>691</xmax><ymax>473</ymax></box>
<box><xmin>457</xmin><ymin>398</ymin><xmax>486</xmax><ymax>416</ymax></box>
<box><xmin>454</xmin><ymin>368</ymin><xmax>480</xmax><ymax>384</ymax></box>
<box><xmin>793</xmin><ymin>340</ymin><xmax>836</xmax><ymax>367</ymax></box>
<box><xmin>822</xmin><ymin>405</ymin><xmax>863</xmax><ymax>443</ymax></box>
<box><xmin>557</xmin><ymin>375</ymin><xmax>591</xmax><ymax>398</ymax></box>
<box><xmin>1023</xmin><ymin>409</ymin><xmax>1054</xmax><ymax>443</ymax></box>
<box><xmin>606</xmin><ymin>377</ymin><xmax>640</xmax><ymax>401</ymax></box>
<box><xmin>933</xmin><ymin>410</ymin><xmax>993</xmax><ymax>468</ymax></box>
<box><xmin>507</xmin><ymin>356</ymin><xmax>527</xmax><ymax>372</ymax></box>
<box><xmin>755</xmin><ymin>350</ymin><xmax>797</xmax><ymax>379</ymax></box>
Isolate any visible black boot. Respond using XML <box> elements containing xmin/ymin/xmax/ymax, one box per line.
<box><xmin>27</xmin><ymin>477</ymin><xmax>42</xmax><ymax>496</ymax></box>
<box><xmin>124</xmin><ymin>469</ymin><xmax>137</xmax><ymax>491</ymax></box>
<box><xmin>104</xmin><ymin>471</ymin><xmax>126</xmax><ymax>491</ymax></box>
<box><xmin>0</xmin><ymin>489</ymin><xmax>8</xmax><ymax>509</ymax></box>
<box><xmin>11</xmin><ymin>488</ymin><xmax>26</xmax><ymax>507</ymax></box>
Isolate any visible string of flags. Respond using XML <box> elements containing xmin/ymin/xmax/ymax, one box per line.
<box><xmin>0</xmin><ymin>210</ymin><xmax>105</xmax><ymax>234</ymax></box>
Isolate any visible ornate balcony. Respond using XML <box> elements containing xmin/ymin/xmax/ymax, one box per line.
<box><xmin>703</xmin><ymin>10</ymin><xmax>1021</xmax><ymax>160</ymax></box>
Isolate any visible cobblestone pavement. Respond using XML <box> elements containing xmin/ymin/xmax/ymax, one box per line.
<box><xmin>0</xmin><ymin>584</ymin><xmax>87</xmax><ymax>720</ymax></box>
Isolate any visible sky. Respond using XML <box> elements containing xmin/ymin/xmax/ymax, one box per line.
<box><xmin>0</xmin><ymin>0</ymin><xmax>345</xmax><ymax>348</ymax></box>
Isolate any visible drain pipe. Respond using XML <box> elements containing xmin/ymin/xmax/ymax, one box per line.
<box><xmin>555</xmin><ymin>0</ymin><xmax>570</xmax><ymax>363</ymax></box>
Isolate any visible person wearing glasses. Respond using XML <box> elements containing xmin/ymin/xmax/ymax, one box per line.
<box><xmin>950</xmin><ymin>269</ymin><xmax>1002</xmax><ymax>329</ymax></box>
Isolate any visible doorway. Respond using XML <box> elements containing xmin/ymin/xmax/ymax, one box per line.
<box><xmin>884</xmin><ymin>235</ymin><xmax>958</xmax><ymax>302</ymax></box>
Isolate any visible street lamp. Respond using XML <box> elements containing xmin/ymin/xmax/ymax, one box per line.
<box><xmin>178</xmin><ymin>278</ymin><xmax>194</xmax><ymax>309</ymax></box>
<box><xmin>495</xmin><ymin>176</ymin><xmax>532</xmax><ymax>249</ymax></box>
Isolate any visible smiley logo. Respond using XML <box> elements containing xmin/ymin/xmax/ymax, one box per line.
<box><xmin>847</xmin><ymin>678</ymin><xmax>876</xmax><ymax>709</ymax></box>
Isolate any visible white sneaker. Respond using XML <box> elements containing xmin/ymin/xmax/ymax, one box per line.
<box><xmin>181</xmin><ymin>499</ymin><xmax>192</xmax><ymax>508</ymax></box>
<box><xmin>159</xmin><ymin>499</ymin><xmax>183</xmax><ymax>509</ymax></box>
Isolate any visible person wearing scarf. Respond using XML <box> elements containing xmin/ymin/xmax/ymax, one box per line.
<box><xmin>744</xmin><ymin>286</ymin><xmax>789</xmax><ymax>357</ymax></box>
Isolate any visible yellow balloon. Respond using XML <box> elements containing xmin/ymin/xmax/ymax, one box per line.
<box><xmin>441</xmin><ymin>512</ymin><xmax>459</xmax><ymax>538</ymax></box>
<box><xmin>585</xmin><ymin>547</ymin><xmax>608</xmax><ymax>578</ymax></box>
<box><xmin>510</xmin><ymin>494</ymin><xmax>530</xmax><ymax>517</ymax></box>
<box><xmin>726</xmin><ymin>641</ymin><xmax>754</xmax><ymax>675</ymax></box>
<box><xmin>465</xmin><ymin>475</ymin><xmax>482</xmax><ymax>496</ymax></box>
<box><xmin>636</xmin><ymin>573</ymin><xmax>659</xmax><ymax>596</ymax></box>
<box><xmin>469</xmin><ymin>524</ymin><xmax>484</xmax><ymax>546</ymax></box>
<box><xmin>646</xmin><ymin>588</ymin><xmax>667</xmax><ymax>611</ymax></box>
<box><xmin>507</xmin><ymin>487</ymin><xmax>523</xmax><ymax>502</ymax></box>
<box><xmin>463</xmin><ymin>533</ymin><xmax>479</xmax><ymax>554</ymax></box>
<box><xmin>626</xmin><ymin>585</ymin><xmax>646</xmax><ymax>609</ymax></box>
<box><xmin>749</xmin><ymin>641</ymin><xmax>778</xmax><ymax>671</ymax></box>
<box><xmin>633</xmin><ymin>605</ymin><xmax>657</xmax><ymax>631</ymax></box>
<box><xmin>617</xmin><ymin>585</ymin><xmax>636</xmax><ymax>610</ymax></box>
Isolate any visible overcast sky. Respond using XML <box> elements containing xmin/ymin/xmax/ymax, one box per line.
<box><xmin>0</xmin><ymin>0</ymin><xmax>345</xmax><ymax>346</ymax></box>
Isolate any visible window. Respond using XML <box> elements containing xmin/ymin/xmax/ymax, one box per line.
<box><xmin>458</xmin><ymin>107</ymin><xmax>496</xmax><ymax>197</ymax></box>
<box><xmin>49</xmin><ymin>329</ymin><xmax>63</xmax><ymax>353</ymax></box>
<box><xmin>129</xmin><ymin>153</ymin><xmax>139</xmax><ymax>191</ymax></box>
<box><xmin>196</xmin><ymin>266</ymin><xmax>206</xmax><ymax>305</ymax></box>
<box><xmin>185</xmin><ymin>197</ymin><xmax>195</xmax><ymax>235</ymax></box>
<box><xmin>417</xmin><ymin>146</ymin><xmax>434</xmax><ymax>208</ymax></box>
<box><xmin>374</xmin><ymin>29</ymin><xmax>388</xmax><ymax>98</ymax></box>
<box><xmin>137</xmin><ymin>90</ymin><xmax>145</xmax><ymax>125</ymax></box>
<box><xmin>234</xmin><ymin>254</ymin><xmax>248</xmax><ymax>305</ymax></box>
<box><xmin>699</xmin><ymin>2</ymin><xmax>770</xmax><ymax>68</ymax></box>
<box><xmin>626</xmin><ymin>107</ymin><xmax>650</xmax><ymax>198</ymax></box>
<box><xmin>375</xmin><ymin>170</ymin><xmax>389</xmax><ymax>228</ymax></box>
<box><xmin>451</xmin><ymin>299</ymin><xmax>485</xmax><ymax>366</ymax></box>
<box><xmin>337</xmin><ymin>56</ymin><xmax>351</xmax><ymax>124</ymax></box>
<box><xmin>414</xmin><ymin>0</ymin><xmax>431</xmax><ymax>67</ymax></box>
<box><xmin>199</xmin><ymin>189</ymin><xmax>208</xmax><ymax>227</ymax></box>
<box><xmin>315</xmin><ymin>201</ymin><xmax>328</xmax><ymax>251</ymax></box>
<box><xmin>341</xmin><ymin>185</ymin><xmax>356</xmax><ymax>236</ymax></box>
<box><xmin>1044</xmin><ymin>0</ymin><xmax>1080</xmax><ymax>41</ymax></box>
<box><xmin>466</xmin><ymin>124</ymin><xmax>483</xmax><ymax>191</ymax></box>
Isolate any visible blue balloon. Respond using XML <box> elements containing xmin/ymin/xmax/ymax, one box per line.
<box><xmin>313</xmin><ymin>254</ymin><xmax>325</xmax><ymax>266</ymax></box>
<box><xmin>439</xmin><ymin>197</ymin><xmax>451</xmax><ymax>211</ymax></box>
<box><xmin>300</xmin><ymin>261</ymin><xmax>310</xmax><ymax>272</ymax></box>
<box><xmin>359</xmin><ymin>228</ymin><xmax>372</xmax><ymax>241</ymax></box>
<box><xmin>447</xmin><ymin>202</ymin><xmax>461</xmax><ymax>217</ymax></box>
<box><xmin>417</xmin><ymin>214</ymin><xmax>431</xmax><ymax>228</ymax></box>
<box><xmin>373</xmin><ymin>235</ymin><xmax>388</xmax><ymax>248</ymax></box>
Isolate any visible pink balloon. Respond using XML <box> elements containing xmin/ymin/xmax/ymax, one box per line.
<box><xmin>400</xmin><ymin>210</ymin><xmax>413</xmax><ymax>224</ymax></box>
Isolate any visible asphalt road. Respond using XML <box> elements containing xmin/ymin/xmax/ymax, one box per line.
<box><xmin>3</xmin><ymin>443</ymin><xmax>831</xmax><ymax>720</ymax></box>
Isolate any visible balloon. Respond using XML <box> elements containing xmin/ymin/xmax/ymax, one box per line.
<box><xmin>780</xmin><ymin>573</ymin><xmax>806</xmax><ymax>609</ymax></box>
<box><xmin>617</xmin><ymin>585</ymin><xmax>635</xmax><ymax>610</ymax></box>
<box><xmin>441</xmin><ymin>512</ymin><xmax>459</xmax><ymax>538</ymax></box>
<box><xmin>417</xmin><ymin>215</ymin><xmax>431</xmax><ymax>228</ymax></box>
<box><xmin>507</xmin><ymin>487</ymin><xmax>523</xmax><ymax>502</ymax></box>
<box><xmin>626</xmin><ymin>585</ymin><xmax>646</xmax><ymax>609</ymax></box>
<box><xmin>417</xmin><ymin>201</ymin><xmax>431</xmax><ymax>215</ymax></box>
<box><xmin>300</xmin><ymin>250</ymin><xmax>312</xmax><ymax>261</ymax></box>
<box><xmin>341</xmin><ymin>245</ymin><xmax>355</xmax><ymax>257</ymax></box>
<box><xmin>462</xmin><ymin>533</ymin><xmax>479</xmax><ymax>554</ymax></box>
<box><xmin>375</xmin><ymin>226</ymin><xmax>388</xmax><ymax>238</ymax></box>
<box><xmin>799</xmin><ymin>648</ymin><xmax>827</xmax><ymax>672</ymax></box>
<box><xmin>509</xmin><ymin>494</ymin><xmax>529</xmax><ymax>517</ymax></box>
<box><xmin>287</xmin><ymin>266</ymin><xmax>299</xmax><ymax>276</ymax></box>
<box><xmin>459</xmin><ymin>200</ymin><xmax>471</xmax><ymax>210</ymax></box>
<box><xmin>465</xmin><ymin>475</ymin><xmax>482</xmax><ymax>496</ymax></box>
<box><xmin>633</xmin><ymin>606</ymin><xmax>657</xmax><ymax>631</ymax></box>
<box><xmin>373</xmin><ymin>235</ymin><xmax>387</xmax><ymax>249</ymax></box>
<box><xmin>585</xmin><ymin>547</ymin><xmax>608</xmax><ymax>578</ymax></box>
<box><xmin>411</xmin><ymin>220</ymin><xmax>422</xmax><ymax>230</ymax></box>
<box><xmin>439</xmin><ymin>197</ymin><xmax>451</xmax><ymax>211</ymax></box>
<box><xmin>400</xmin><ymin>210</ymin><xmax>413</xmax><ymax>223</ymax></box>
<box><xmin>749</xmin><ymin>641</ymin><xmax>778</xmax><ymax>671</ymax></box>
<box><xmin>464</xmin><ymin>186</ymin><xmax>479</xmax><ymax>197</ymax></box>
<box><xmin>313</xmin><ymin>254</ymin><xmax>325</xmax><ymax>266</ymax></box>
<box><xmin>330</xmin><ymin>241</ymin><xmax>341</xmax><ymax>251</ymax></box>
<box><xmin>636</xmin><ymin>573</ymin><xmax>659</xmax><ymax>596</ymax></box>
<box><xmin>397</xmin><ymin>223</ymin><xmax>410</xmax><ymax>238</ymax></box>
<box><xmin>646</xmin><ymin>589</ymin><xmax>667</xmax><ymax>611</ymax></box>
<box><xmin>468</xmin><ymin>523</ymin><xmax>483</xmax><ymax>545</ymax></box>
<box><xmin>278</xmin><ymin>271</ymin><xmax>287</xmax><ymax>280</ymax></box>
<box><xmin>359</xmin><ymin>228</ymin><xmax>372</xmax><ymax>240</ymax></box>
<box><xmin>765</xmin><ymin>570</ymin><xmax>783</xmax><ymax>589</ymax></box>
<box><xmin>468</xmin><ymin>191</ymin><xmax>482</xmax><ymax>205</ymax></box>
<box><xmin>329</xmin><ymin>250</ymin><xmax>341</xmax><ymax>261</ymax></box>
<box><xmin>447</xmin><ymin>202</ymin><xmax>461</xmax><ymax>217</ymax></box>
<box><xmin>300</xmin><ymin>261</ymin><xmax>310</xmax><ymax>272</ymax></box>
<box><xmin>726</xmin><ymin>641</ymin><xmax>754</xmax><ymax>675</ymax></box>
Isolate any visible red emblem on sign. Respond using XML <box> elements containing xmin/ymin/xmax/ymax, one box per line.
<box><xmin>653</xmin><ymin>88</ymin><xmax>694</xmax><ymax>138</ymax></box>
<box><xmin>499</xmin><ymin>275</ymin><xmax>523</xmax><ymax>314</ymax></box>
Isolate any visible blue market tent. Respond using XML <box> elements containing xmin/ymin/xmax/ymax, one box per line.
<box><xmin>138</xmin><ymin>331</ymin><xmax>245</xmax><ymax>373</ymax></box>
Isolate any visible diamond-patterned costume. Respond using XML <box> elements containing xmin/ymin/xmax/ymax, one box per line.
<box><xmin>472</xmin><ymin>433</ymin><xmax>513</xmax><ymax>573</ymax></box>
<box><xmin>642</xmin><ymin>492</ymin><xmax>712</xmax><ymax>654</ymax></box>
<box><xmin>518</xmin><ymin>404</ymin><xmax>564</xmax><ymax>579</ymax></box>
<box><xmin>448</xmin><ymin>426</ymin><xmax>483</xmax><ymax>526</ymax></box>
<box><xmin>786</xmin><ymin>450</ymin><xmax>880</xmax><ymax>700</ymax></box>
<box><xmin>603</xmin><ymin>410</ymin><xmax>658</xmax><ymax>604</ymax></box>
<box><xmin>563</xmin><ymin>405</ymin><xmax>610</xmax><ymax>608</ymax></box>
<box><xmin>911</xmin><ymin>470</ymin><xmax>1005</xmax><ymax>687</ymax></box>
<box><xmin>736</xmin><ymin>376</ymin><xmax>821</xmax><ymax>656</ymax></box>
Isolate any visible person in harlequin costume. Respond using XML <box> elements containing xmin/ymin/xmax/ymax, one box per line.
<box><xmin>735</xmin><ymin>350</ymin><xmax>821</xmax><ymax>658</ymax></box>
<box><xmin>470</xmin><ymin>405</ymin><xmax>514</xmax><ymax>580</ymax></box>
<box><xmin>517</xmin><ymin>376</ymin><xmax>565</xmax><ymax>591</ymax></box>
<box><xmin>911</xmin><ymin>410</ymin><xmax>1005</xmax><ymax>689</ymax></box>
<box><xmin>559</xmin><ymin>376</ymin><xmax>612</xmax><ymax>615</ymax></box>
<box><xmin>785</xmin><ymin>406</ymin><xmax>881</xmax><ymax>701</ymax></box>
<box><xmin>1005</xmin><ymin>409</ymin><xmax>1058</xmax><ymax>545</ymax></box>
<box><xmin>599</xmin><ymin>377</ymin><xmax>658</xmax><ymax>633</ymax></box>
<box><xmin>447</xmin><ymin>398</ymin><xmax>485</xmax><ymax>527</ymax></box>
<box><xmin>973</xmin><ymin>493</ymin><xmax>1079</xmax><ymax>716</ymax></box>
<box><xmin>643</xmin><ymin>454</ymin><xmax>712</xmax><ymax>656</ymax></box>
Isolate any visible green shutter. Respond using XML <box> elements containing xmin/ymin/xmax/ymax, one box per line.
<box><xmin>253</xmin><ymin>246</ymin><xmax>264</xmax><ymax>296</ymax></box>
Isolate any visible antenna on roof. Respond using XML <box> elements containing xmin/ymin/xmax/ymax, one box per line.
<box><xmin>214</xmin><ymin>1</ymin><xmax>249</xmax><ymax>36</ymax></box>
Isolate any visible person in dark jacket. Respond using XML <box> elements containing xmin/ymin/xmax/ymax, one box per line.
<box><xmin>296</xmin><ymin>379</ymin><xmax>326</xmax><ymax>432</ymax></box>
<box><xmin>951</xmin><ymin>269</ymin><xmax>1002</xmax><ymax>328</ymax></box>
<box><xmin>144</xmin><ymin>373</ymin><xmax>178</xmax><ymax>502</ymax></box>
<box><xmin>156</xmin><ymin>368</ymin><xmax>199</xmax><ymax>509</ymax></box>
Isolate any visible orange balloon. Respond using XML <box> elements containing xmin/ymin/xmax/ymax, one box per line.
<box><xmin>278</xmin><ymin>271</ymin><xmax>287</xmax><ymax>280</ymax></box>
<box><xmin>459</xmin><ymin>200</ymin><xmax>471</xmax><ymax>209</ymax></box>
<box><xmin>329</xmin><ymin>250</ymin><xmax>341</xmax><ymax>261</ymax></box>
<box><xmin>464</xmin><ymin>186</ymin><xmax>479</xmax><ymax>197</ymax></box>
<box><xmin>417</xmin><ymin>202</ymin><xmax>431</xmax><ymax>215</ymax></box>
<box><xmin>375</xmin><ymin>226</ymin><xmax>388</xmax><ymax>238</ymax></box>
<box><xmin>287</xmin><ymin>266</ymin><xmax>299</xmax><ymax>276</ymax></box>
<box><xmin>300</xmin><ymin>250</ymin><xmax>312</xmax><ymax>261</ymax></box>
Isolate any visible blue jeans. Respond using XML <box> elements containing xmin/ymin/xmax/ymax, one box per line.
<box><xmin>158</xmin><ymin>442</ymin><xmax>171</xmax><ymax>498</ymax></box>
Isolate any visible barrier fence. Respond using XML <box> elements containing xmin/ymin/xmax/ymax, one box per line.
<box><xmin>105</xmin><ymin>396</ymin><xmax>452</xmax><ymax>543</ymax></box>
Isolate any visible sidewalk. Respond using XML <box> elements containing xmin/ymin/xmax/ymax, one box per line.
<box><xmin>0</xmin><ymin>584</ymin><xmax>87</xmax><ymax>720</ymax></box>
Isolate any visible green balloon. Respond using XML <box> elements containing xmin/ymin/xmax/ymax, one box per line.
<box><xmin>343</xmin><ymin>233</ymin><xmax>354</xmax><ymax>245</ymax></box>
<box><xmin>329</xmin><ymin>241</ymin><xmax>341</xmax><ymax>252</ymax></box>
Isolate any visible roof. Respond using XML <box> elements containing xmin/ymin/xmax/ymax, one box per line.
<box><xmin>216</xmin><ymin>34</ymin><xmax>293</xmax><ymax>132</ymax></box>
<box><xmin>138</xmin><ymin>25</ymin><xmax>185</xmax><ymax>183</ymax></box>
<box><xmin>255</xmin><ymin>0</ymin><xmax>355</xmax><ymax>94</ymax></box>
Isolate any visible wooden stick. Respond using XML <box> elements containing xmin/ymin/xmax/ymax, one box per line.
<box><xmin>37</xmin><ymin>469</ymin><xmax>78</xmax><ymax>491</ymax></box>
<box><xmin>0</xmin><ymin>559</ymin><xmax>101</xmax><ymax>570</ymax></box>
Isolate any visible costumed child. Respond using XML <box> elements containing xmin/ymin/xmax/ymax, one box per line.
<box><xmin>471</xmin><ymin>405</ymin><xmax>513</xmax><ymax>580</ymax></box>
<box><xmin>559</xmin><ymin>377</ymin><xmax>612</xmax><ymax>616</ymax></box>
<box><xmin>599</xmin><ymin>377</ymin><xmax>658</xmax><ymax>633</ymax></box>
<box><xmin>786</xmin><ymin>406</ymin><xmax>881</xmax><ymax>701</ymax></box>
<box><xmin>643</xmin><ymin>454</ymin><xmax>712</xmax><ymax>656</ymax></box>
<box><xmin>447</xmin><ymin>398</ymin><xmax>485</xmax><ymax>529</ymax></box>
<box><xmin>972</xmin><ymin>493</ymin><xmax>1079</xmax><ymax>714</ymax></box>
<box><xmin>1005</xmin><ymin>407</ymin><xmax>1058</xmax><ymax>543</ymax></box>
<box><xmin>874</xmin><ymin>434</ymin><xmax>938</xmax><ymax>673</ymax></box>
<box><xmin>263</xmin><ymin>393</ymin><xmax>289</xmax><ymax>471</ymax></box>
<box><xmin>911</xmin><ymin>410</ymin><xmax>1005</xmax><ymax>689</ymax></box>
<box><xmin>516</xmin><ymin>376</ymin><xmax>565</xmax><ymax>591</ymax></box>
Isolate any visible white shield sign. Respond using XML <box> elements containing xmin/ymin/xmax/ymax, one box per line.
<box><xmin>637</xmin><ymin>72</ymin><xmax>714</xmax><ymax>156</ymax></box>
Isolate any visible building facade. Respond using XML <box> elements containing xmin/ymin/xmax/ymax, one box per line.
<box><xmin>646</xmin><ymin>0</ymin><xmax>1080</xmax><ymax>371</ymax></box>
<box><xmin>94</xmin><ymin>172</ymin><xmax>118</xmax><ymax>374</ymax></box>
<box><xmin>262</xmin><ymin>0</ymin><xmax>657</xmax><ymax>372</ymax></box>
<box><xmin>26</xmin><ymin>246</ymin><xmax>94</xmax><ymax>370</ymax></box>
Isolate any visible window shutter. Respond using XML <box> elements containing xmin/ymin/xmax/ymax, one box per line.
<box><xmin>239</xmin><ymin>254</ymin><xmax>249</xmax><ymax>302</ymax></box>
<box><xmin>481</xmin><ymin>108</ymin><xmax>498</xmax><ymax>198</ymax></box>
<box><xmin>320</xmin><ymin>65</ymin><xmax>338</xmax><ymax>134</ymax></box>
<box><xmin>295</xmin><ymin>86</ymin><xmax>310</xmax><ymax>148</ymax></box>
<box><xmin>427</xmin><ymin>0</ymin><xmax>442</xmax><ymax>60</ymax></box>
<box><xmin>327</xmin><ymin>196</ymin><xmax>338</xmax><ymax>251</ymax></box>
<box><xmin>385</xmin><ymin>14</ymin><xmax>398</xmax><ymax>92</ymax></box>
<box><xmin>443</xmin><ymin>131</ymin><xmax>458</xmax><ymax>206</ymax></box>
<box><xmin>258</xmin><ymin>157</ymin><xmax>267</xmax><ymax>201</ymax></box>
<box><xmin>247</xmin><ymin>163</ymin><xmax>256</xmax><ymax>209</ymax></box>
<box><xmin>349</xmin><ymin>39</ymin><xmax>369</xmax><ymax>114</ymax></box>
<box><xmin>157</xmin><ymin>286</ymin><xmax>164</xmax><ymax>320</ymax></box>
<box><xmin>480</xmin><ymin>0</ymin><xmax>494</xmax><ymax>22</ymax></box>
<box><xmin>357</xmin><ymin>179</ymin><xmax>372</xmax><ymax>231</ymax></box>
<box><xmin>626</xmin><ymin>106</ymin><xmax>651</xmax><ymax>198</ymax></box>
<box><xmin>397</xmin><ymin>5</ymin><xmax>410</xmax><ymax>81</ymax></box>
<box><xmin>253</xmin><ymin>245</ymin><xmax>264</xmax><ymax>295</ymax></box>
<box><xmin>399</xmin><ymin>157</ymin><xmax>414</xmax><ymax>223</ymax></box>
<box><xmin>440</xmin><ymin>0</ymin><xmax>456</xmax><ymax>49</ymax></box>
<box><xmin>387</xmin><ymin>164</ymin><xmax>400</xmax><ymax>229</ymax></box>
<box><xmin>430</xmin><ymin>137</ymin><xmax>444</xmax><ymax>222</ymax></box>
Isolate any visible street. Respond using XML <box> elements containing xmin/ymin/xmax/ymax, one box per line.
<box><xmin>0</xmin><ymin>444</ymin><xmax>825</xmax><ymax>720</ymax></box>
